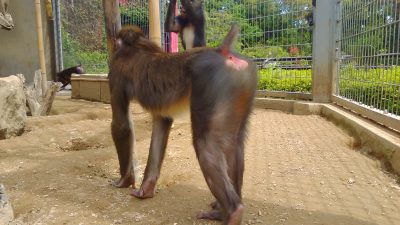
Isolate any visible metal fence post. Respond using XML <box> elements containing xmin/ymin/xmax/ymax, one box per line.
<box><xmin>312</xmin><ymin>0</ymin><xmax>339</xmax><ymax>103</ymax></box>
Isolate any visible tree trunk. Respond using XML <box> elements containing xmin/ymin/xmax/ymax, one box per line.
<box><xmin>102</xmin><ymin>0</ymin><xmax>121</xmax><ymax>64</ymax></box>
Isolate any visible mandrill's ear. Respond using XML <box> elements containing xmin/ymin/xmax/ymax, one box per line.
<box><xmin>117</xmin><ymin>25</ymin><xmax>144</xmax><ymax>47</ymax></box>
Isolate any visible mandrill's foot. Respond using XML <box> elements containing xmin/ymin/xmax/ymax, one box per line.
<box><xmin>197</xmin><ymin>209</ymin><xmax>223</xmax><ymax>221</ymax></box>
<box><xmin>197</xmin><ymin>204</ymin><xmax>244</xmax><ymax>225</ymax></box>
<box><xmin>227</xmin><ymin>204</ymin><xmax>244</xmax><ymax>225</ymax></box>
<box><xmin>112</xmin><ymin>174</ymin><xmax>135</xmax><ymax>188</ymax></box>
<box><xmin>210</xmin><ymin>200</ymin><xmax>220</xmax><ymax>209</ymax></box>
<box><xmin>130</xmin><ymin>177</ymin><xmax>157</xmax><ymax>199</ymax></box>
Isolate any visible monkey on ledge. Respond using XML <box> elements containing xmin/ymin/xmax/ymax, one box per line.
<box><xmin>108</xmin><ymin>24</ymin><xmax>257</xmax><ymax>225</ymax></box>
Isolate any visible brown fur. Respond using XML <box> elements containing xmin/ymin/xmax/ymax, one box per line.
<box><xmin>108</xmin><ymin>25</ymin><xmax>257</xmax><ymax>225</ymax></box>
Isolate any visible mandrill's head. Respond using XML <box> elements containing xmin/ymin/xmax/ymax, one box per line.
<box><xmin>180</xmin><ymin>0</ymin><xmax>204</xmax><ymax>18</ymax></box>
<box><xmin>115</xmin><ymin>25</ymin><xmax>145</xmax><ymax>48</ymax></box>
<box><xmin>114</xmin><ymin>25</ymin><xmax>164</xmax><ymax>56</ymax></box>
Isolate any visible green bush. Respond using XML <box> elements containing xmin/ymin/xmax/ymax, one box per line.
<box><xmin>242</xmin><ymin>46</ymin><xmax>289</xmax><ymax>58</ymax></box>
<box><xmin>258</xmin><ymin>68</ymin><xmax>312</xmax><ymax>92</ymax></box>
<box><xmin>62</xmin><ymin>30</ymin><xmax>108</xmax><ymax>74</ymax></box>
<box><xmin>338</xmin><ymin>65</ymin><xmax>400</xmax><ymax>114</ymax></box>
<box><xmin>258</xmin><ymin>66</ymin><xmax>400</xmax><ymax>115</ymax></box>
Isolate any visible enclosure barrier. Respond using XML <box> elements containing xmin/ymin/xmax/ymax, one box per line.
<box><xmin>64</xmin><ymin>0</ymin><xmax>399</xmax><ymax>132</ymax></box>
<box><xmin>336</xmin><ymin>0</ymin><xmax>400</xmax><ymax>131</ymax></box>
<box><xmin>119</xmin><ymin>0</ymin><xmax>314</xmax><ymax>96</ymax></box>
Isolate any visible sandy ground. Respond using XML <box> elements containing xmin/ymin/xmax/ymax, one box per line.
<box><xmin>0</xmin><ymin>95</ymin><xmax>400</xmax><ymax>225</ymax></box>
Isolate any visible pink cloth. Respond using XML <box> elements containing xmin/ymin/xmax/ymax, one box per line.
<box><xmin>170</xmin><ymin>3</ymin><xmax>179</xmax><ymax>52</ymax></box>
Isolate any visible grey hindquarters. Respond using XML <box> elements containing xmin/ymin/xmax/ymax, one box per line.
<box><xmin>189</xmin><ymin>50</ymin><xmax>257</xmax><ymax>222</ymax></box>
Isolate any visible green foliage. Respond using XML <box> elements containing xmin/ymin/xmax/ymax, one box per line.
<box><xmin>258</xmin><ymin>68</ymin><xmax>312</xmax><ymax>92</ymax></box>
<box><xmin>205</xmin><ymin>0</ymin><xmax>263</xmax><ymax>50</ymax></box>
<box><xmin>242</xmin><ymin>46</ymin><xmax>289</xmax><ymax>58</ymax></box>
<box><xmin>338</xmin><ymin>65</ymin><xmax>400</xmax><ymax>114</ymax></box>
<box><xmin>61</xmin><ymin>0</ymin><xmax>105</xmax><ymax>51</ymax></box>
<box><xmin>120</xmin><ymin>2</ymin><xmax>149</xmax><ymax>28</ymax></box>
<box><xmin>258</xmin><ymin>66</ymin><xmax>400</xmax><ymax>115</ymax></box>
<box><xmin>339</xmin><ymin>82</ymin><xmax>400</xmax><ymax>114</ymax></box>
<box><xmin>340</xmin><ymin>1</ymin><xmax>399</xmax><ymax>65</ymax></box>
<box><xmin>204</xmin><ymin>0</ymin><xmax>313</xmax><ymax>57</ymax></box>
<box><xmin>62</xmin><ymin>30</ymin><xmax>108</xmax><ymax>73</ymax></box>
<box><xmin>61</xmin><ymin>0</ymin><xmax>108</xmax><ymax>73</ymax></box>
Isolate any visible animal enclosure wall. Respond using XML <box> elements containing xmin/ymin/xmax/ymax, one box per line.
<box><xmin>0</xmin><ymin>0</ymin><xmax>54</xmax><ymax>83</ymax></box>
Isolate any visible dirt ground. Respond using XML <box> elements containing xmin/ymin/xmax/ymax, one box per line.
<box><xmin>1</xmin><ymin>95</ymin><xmax>400</xmax><ymax>225</ymax></box>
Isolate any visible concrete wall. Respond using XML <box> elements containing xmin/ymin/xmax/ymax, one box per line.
<box><xmin>0</xmin><ymin>0</ymin><xmax>53</xmax><ymax>83</ymax></box>
<box><xmin>71</xmin><ymin>74</ymin><xmax>110</xmax><ymax>103</ymax></box>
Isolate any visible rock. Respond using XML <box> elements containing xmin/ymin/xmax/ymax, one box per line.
<box><xmin>0</xmin><ymin>184</ymin><xmax>14</xmax><ymax>224</ymax></box>
<box><xmin>0</xmin><ymin>75</ymin><xmax>27</xmax><ymax>139</ymax></box>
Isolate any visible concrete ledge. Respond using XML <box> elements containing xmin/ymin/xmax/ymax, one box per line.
<box><xmin>256</xmin><ymin>90</ymin><xmax>312</xmax><ymax>100</ymax></box>
<box><xmin>254</xmin><ymin>98</ymin><xmax>322</xmax><ymax>115</ymax></box>
<box><xmin>254</xmin><ymin>97</ymin><xmax>400</xmax><ymax>175</ymax></box>
<box><xmin>254</xmin><ymin>98</ymin><xmax>295</xmax><ymax>113</ymax></box>
<box><xmin>333</xmin><ymin>95</ymin><xmax>400</xmax><ymax>132</ymax></box>
<box><xmin>71</xmin><ymin>74</ymin><xmax>110</xmax><ymax>103</ymax></box>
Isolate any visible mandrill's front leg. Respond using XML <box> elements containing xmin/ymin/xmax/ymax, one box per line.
<box><xmin>110</xmin><ymin>90</ymin><xmax>136</xmax><ymax>188</ymax></box>
<box><xmin>131</xmin><ymin>115</ymin><xmax>173</xmax><ymax>198</ymax></box>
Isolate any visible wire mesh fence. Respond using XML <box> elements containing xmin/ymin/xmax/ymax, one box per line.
<box><xmin>204</xmin><ymin>0</ymin><xmax>313</xmax><ymax>94</ymax></box>
<box><xmin>337</xmin><ymin>0</ymin><xmax>400</xmax><ymax>116</ymax></box>
<box><xmin>120</xmin><ymin>0</ymin><xmax>171</xmax><ymax>52</ymax></box>
<box><xmin>60</xmin><ymin>0</ymin><xmax>108</xmax><ymax>74</ymax></box>
<box><xmin>58</xmin><ymin>0</ymin><xmax>399</xmax><ymax>125</ymax></box>
<box><xmin>120</xmin><ymin>0</ymin><xmax>149</xmax><ymax>37</ymax></box>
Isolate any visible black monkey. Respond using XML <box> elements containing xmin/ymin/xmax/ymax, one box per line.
<box><xmin>306</xmin><ymin>0</ymin><xmax>316</xmax><ymax>27</ymax></box>
<box><xmin>56</xmin><ymin>64</ymin><xmax>84</xmax><ymax>90</ymax></box>
<box><xmin>165</xmin><ymin>0</ymin><xmax>205</xmax><ymax>50</ymax></box>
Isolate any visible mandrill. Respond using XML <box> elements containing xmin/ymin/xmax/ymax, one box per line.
<box><xmin>108</xmin><ymin>24</ymin><xmax>257</xmax><ymax>225</ymax></box>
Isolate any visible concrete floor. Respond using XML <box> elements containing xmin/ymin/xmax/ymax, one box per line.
<box><xmin>245</xmin><ymin>109</ymin><xmax>400</xmax><ymax>225</ymax></box>
<box><xmin>0</xmin><ymin>96</ymin><xmax>399</xmax><ymax>225</ymax></box>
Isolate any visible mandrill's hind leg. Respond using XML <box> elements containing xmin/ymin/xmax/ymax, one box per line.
<box><xmin>192</xmin><ymin>104</ymin><xmax>245</xmax><ymax>225</ymax></box>
<box><xmin>110</xmin><ymin>88</ymin><xmax>136</xmax><ymax>188</ymax></box>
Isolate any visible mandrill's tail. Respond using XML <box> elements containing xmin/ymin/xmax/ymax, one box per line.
<box><xmin>218</xmin><ymin>23</ymin><xmax>240</xmax><ymax>56</ymax></box>
<box><xmin>217</xmin><ymin>24</ymin><xmax>249</xmax><ymax>71</ymax></box>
